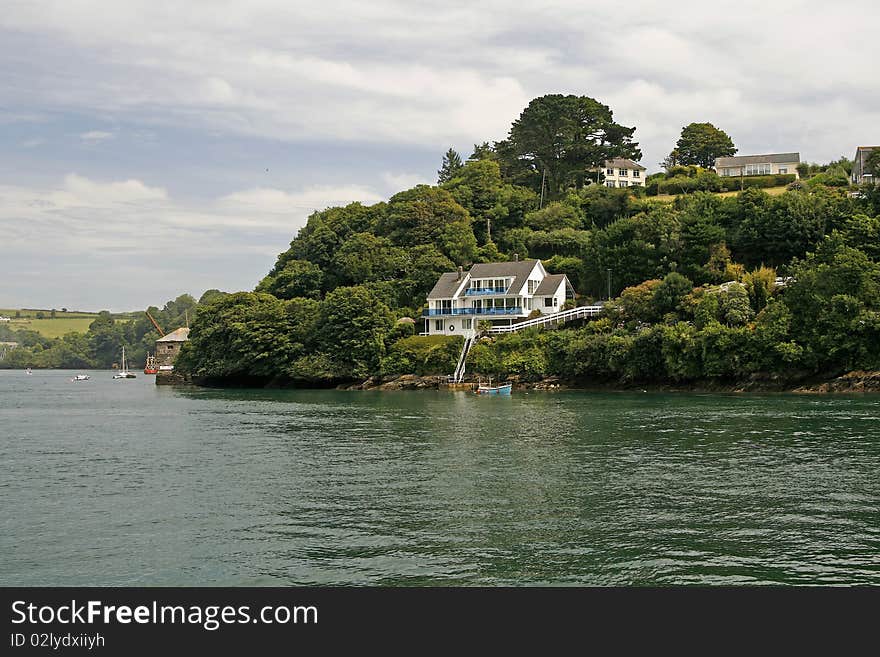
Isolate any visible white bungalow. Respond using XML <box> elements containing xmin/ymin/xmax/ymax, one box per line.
<box><xmin>423</xmin><ymin>259</ymin><xmax>574</xmax><ymax>336</ymax></box>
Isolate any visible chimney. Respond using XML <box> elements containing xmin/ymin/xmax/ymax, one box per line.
<box><xmin>514</xmin><ymin>253</ymin><xmax>519</xmax><ymax>262</ymax></box>
<box><xmin>457</xmin><ymin>266</ymin><xmax>463</xmax><ymax>280</ymax></box>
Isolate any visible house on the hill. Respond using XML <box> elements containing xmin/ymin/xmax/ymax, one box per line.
<box><xmin>714</xmin><ymin>153</ymin><xmax>800</xmax><ymax>178</ymax></box>
<box><xmin>424</xmin><ymin>258</ymin><xmax>574</xmax><ymax>337</ymax></box>
<box><xmin>598</xmin><ymin>158</ymin><xmax>646</xmax><ymax>188</ymax></box>
<box><xmin>155</xmin><ymin>327</ymin><xmax>189</xmax><ymax>368</ymax></box>
<box><xmin>852</xmin><ymin>146</ymin><xmax>877</xmax><ymax>185</ymax></box>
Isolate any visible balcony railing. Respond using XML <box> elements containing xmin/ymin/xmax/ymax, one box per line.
<box><xmin>422</xmin><ymin>307</ymin><xmax>524</xmax><ymax>317</ymax></box>
<box><xmin>464</xmin><ymin>287</ymin><xmax>508</xmax><ymax>296</ymax></box>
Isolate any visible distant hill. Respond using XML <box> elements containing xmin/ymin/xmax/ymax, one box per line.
<box><xmin>0</xmin><ymin>308</ymin><xmax>135</xmax><ymax>339</ymax></box>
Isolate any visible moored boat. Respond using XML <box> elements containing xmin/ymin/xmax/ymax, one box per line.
<box><xmin>113</xmin><ymin>346</ymin><xmax>137</xmax><ymax>379</ymax></box>
<box><xmin>72</xmin><ymin>374</ymin><xmax>90</xmax><ymax>381</ymax></box>
<box><xmin>475</xmin><ymin>381</ymin><xmax>512</xmax><ymax>395</ymax></box>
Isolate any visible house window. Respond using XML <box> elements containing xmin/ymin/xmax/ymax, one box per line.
<box><xmin>779</xmin><ymin>167</ymin><xmax>787</xmax><ymax>174</ymax></box>
<box><xmin>439</xmin><ymin>299</ymin><xmax>452</xmax><ymax>313</ymax></box>
<box><xmin>619</xmin><ymin>180</ymin><xmax>628</xmax><ymax>187</ymax></box>
<box><xmin>462</xmin><ymin>319</ymin><xmax>472</xmax><ymax>329</ymax></box>
<box><xmin>527</xmin><ymin>280</ymin><xmax>538</xmax><ymax>294</ymax></box>
<box><xmin>606</xmin><ymin>168</ymin><xmax>614</xmax><ymax>175</ymax></box>
<box><xmin>618</xmin><ymin>169</ymin><xmax>628</xmax><ymax>176</ymax></box>
<box><xmin>632</xmin><ymin>170</ymin><xmax>640</xmax><ymax>178</ymax></box>
<box><xmin>544</xmin><ymin>297</ymin><xmax>553</xmax><ymax>307</ymax></box>
<box><xmin>606</xmin><ymin>181</ymin><xmax>615</xmax><ymax>188</ymax></box>
<box><xmin>746</xmin><ymin>164</ymin><xmax>771</xmax><ymax>176</ymax></box>
<box><xmin>434</xmin><ymin>319</ymin><xmax>444</xmax><ymax>331</ymax></box>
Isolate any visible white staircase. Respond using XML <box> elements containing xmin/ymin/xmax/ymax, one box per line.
<box><xmin>487</xmin><ymin>305</ymin><xmax>604</xmax><ymax>334</ymax></box>
<box><xmin>451</xmin><ymin>335</ymin><xmax>475</xmax><ymax>383</ymax></box>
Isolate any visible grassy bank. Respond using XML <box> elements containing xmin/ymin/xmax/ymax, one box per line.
<box><xmin>0</xmin><ymin>308</ymin><xmax>134</xmax><ymax>338</ymax></box>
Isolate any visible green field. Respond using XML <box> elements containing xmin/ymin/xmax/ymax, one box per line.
<box><xmin>0</xmin><ymin>309</ymin><xmax>134</xmax><ymax>338</ymax></box>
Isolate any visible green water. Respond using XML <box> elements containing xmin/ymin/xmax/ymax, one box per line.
<box><xmin>1</xmin><ymin>370</ymin><xmax>878</xmax><ymax>585</ymax></box>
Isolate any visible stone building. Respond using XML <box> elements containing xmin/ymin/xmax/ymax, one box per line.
<box><xmin>155</xmin><ymin>327</ymin><xmax>189</xmax><ymax>368</ymax></box>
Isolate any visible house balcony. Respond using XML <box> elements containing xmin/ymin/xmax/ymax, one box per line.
<box><xmin>464</xmin><ymin>287</ymin><xmax>509</xmax><ymax>296</ymax></box>
<box><xmin>422</xmin><ymin>307</ymin><xmax>524</xmax><ymax>317</ymax></box>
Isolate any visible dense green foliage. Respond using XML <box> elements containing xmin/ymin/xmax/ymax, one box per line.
<box><xmin>173</xmin><ymin>95</ymin><xmax>877</xmax><ymax>386</ymax></box>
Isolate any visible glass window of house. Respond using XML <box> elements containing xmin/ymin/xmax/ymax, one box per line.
<box><xmin>633</xmin><ymin>170</ymin><xmax>640</xmax><ymax>177</ymax></box>
<box><xmin>544</xmin><ymin>298</ymin><xmax>553</xmax><ymax>307</ymax></box>
<box><xmin>606</xmin><ymin>181</ymin><xmax>615</xmax><ymax>188</ymax></box>
<box><xmin>619</xmin><ymin>169</ymin><xmax>628</xmax><ymax>176</ymax></box>
<box><xmin>620</xmin><ymin>180</ymin><xmax>628</xmax><ymax>187</ymax></box>
<box><xmin>779</xmin><ymin>167</ymin><xmax>787</xmax><ymax>174</ymax></box>
<box><xmin>606</xmin><ymin>168</ymin><xmax>614</xmax><ymax>175</ymax></box>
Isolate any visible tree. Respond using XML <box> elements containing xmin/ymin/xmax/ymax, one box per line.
<box><xmin>437</xmin><ymin>148</ymin><xmax>464</xmax><ymax>183</ymax></box>
<box><xmin>378</xmin><ymin>185</ymin><xmax>477</xmax><ymax>264</ymax></box>
<box><xmin>468</xmin><ymin>142</ymin><xmax>496</xmax><ymax>162</ymax></box>
<box><xmin>318</xmin><ymin>286</ymin><xmax>395</xmax><ymax>378</ymax></box>
<box><xmin>674</xmin><ymin>122</ymin><xmax>737</xmax><ymax>169</ymax></box>
<box><xmin>497</xmin><ymin>94</ymin><xmax>640</xmax><ymax>199</ymax></box>
<box><xmin>256</xmin><ymin>259</ymin><xmax>324</xmax><ymax>300</ymax></box>
<box><xmin>661</xmin><ymin>149</ymin><xmax>680</xmax><ymax>171</ymax></box>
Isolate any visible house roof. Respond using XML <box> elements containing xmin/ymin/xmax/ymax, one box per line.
<box><xmin>532</xmin><ymin>274</ymin><xmax>567</xmax><ymax>296</ymax></box>
<box><xmin>427</xmin><ymin>272</ymin><xmax>467</xmax><ymax>299</ymax></box>
<box><xmin>157</xmin><ymin>327</ymin><xmax>190</xmax><ymax>342</ymax></box>
<box><xmin>604</xmin><ymin>158</ymin><xmax>646</xmax><ymax>170</ymax></box>
<box><xmin>715</xmin><ymin>153</ymin><xmax>800</xmax><ymax>167</ymax></box>
<box><xmin>469</xmin><ymin>259</ymin><xmax>540</xmax><ymax>295</ymax></box>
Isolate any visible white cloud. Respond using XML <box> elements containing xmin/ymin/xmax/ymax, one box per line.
<box><xmin>0</xmin><ymin>174</ymin><xmax>384</xmax><ymax>309</ymax></box>
<box><xmin>79</xmin><ymin>130</ymin><xmax>114</xmax><ymax>142</ymax></box>
<box><xmin>381</xmin><ymin>172</ymin><xmax>432</xmax><ymax>191</ymax></box>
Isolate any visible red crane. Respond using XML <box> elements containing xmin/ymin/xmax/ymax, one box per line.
<box><xmin>145</xmin><ymin>311</ymin><xmax>165</xmax><ymax>337</ymax></box>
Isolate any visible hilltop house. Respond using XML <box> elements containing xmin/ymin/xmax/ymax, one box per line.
<box><xmin>598</xmin><ymin>158</ymin><xmax>646</xmax><ymax>188</ymax></box>
<box><xmin>155</xmin><ymin>327</ymin><xmax>189</xmax><ymax>368</ymax></box>
<box><xmin>852</xmin><ymin>146</ymin><xmax>877</xmax><ymax>185</ymax></box>
<box><xmin>714</xmin><ymin>153</ymin><xmax>800</xmax><ymax>178</ymax></box>
<box><xmin>424</xmin><ymin>259</ymin><xmax>574</xmax><ymax>336</ymax></box>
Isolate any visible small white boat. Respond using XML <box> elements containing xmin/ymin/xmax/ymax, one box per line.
<box><xmin>26</xmin><ymin>367</ymin><xmax>32</xmax><ymax>375</ymax></box>
<box><xmin>113</xmin><ymin>346</ymin><xmax>137</xmax><ymax>379</ymax></box>
<box><xmin>72</xmin><ymin>374</ymin><xmax>90</xmax><ymax>381</ymax></box>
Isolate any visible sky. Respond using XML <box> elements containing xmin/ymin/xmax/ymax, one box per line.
<box><xmin>1</xmin><ymin>0</ymin><xmax>878</xmax><ymax>311</ymax></box>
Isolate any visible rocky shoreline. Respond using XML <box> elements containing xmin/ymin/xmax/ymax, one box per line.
<box><xmin>339</xmin><ymin>371</ymin><xmax>880</xmax><ymax>394</ymax></box>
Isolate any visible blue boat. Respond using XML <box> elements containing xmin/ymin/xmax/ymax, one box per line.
<box><xmin>475</xmin><ymin>382</ymin><xmax>512</xmax><ymax>395</ymax></box>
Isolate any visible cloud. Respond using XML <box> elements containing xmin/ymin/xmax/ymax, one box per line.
<box><xmin>220</xmin><ymin>185</ymin><xmax>383</xmax><ymax>213</ymax></box>
<box><xmin>381</xmin><ymin>172</ymin><xmax>433</xmax><ymax>191</ymax></box>
<box><xmin>79</xmin><ymin>130</ymin><xmax>114</xmax><ymax>142</ymax></box>
<box><xmin>0</xmin><ymin>174</ymin><xmax>384</xmax><ymax>309</ymax></box>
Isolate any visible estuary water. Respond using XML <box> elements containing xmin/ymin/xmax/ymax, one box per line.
<box><xmin>1</xmin><ymin>369</ymin><xmax>878</xmax><ymax>586</ymax></box>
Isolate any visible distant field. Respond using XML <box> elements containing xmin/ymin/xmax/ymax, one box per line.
<box><xmin>0</xmin><ymin>308</ymin><xmax>134</xmax><ymax>338</ymax></box>
<box><xmin>651</xmin><ymin>185</ymin><xmax>789</xmax><ymax>202</ymax></box>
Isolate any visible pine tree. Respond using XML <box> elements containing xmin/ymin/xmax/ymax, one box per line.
<box><xmin>437</xmin><ymin>148</ymin><xmax>463</xmax><ymax>183</ymax></box>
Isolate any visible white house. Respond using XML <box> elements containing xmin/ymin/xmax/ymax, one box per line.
<box><xmin>424</xmin><ymin>259</ymin><xmax>574</xmax><ymax>336</ymax></box>
<box><xmin>714</xmin><ymin>153</ymin><xmax>800</xmax><ymax>178</ymax></box>
<box><xmin>599</xmin><ymin>158</ymin><xmax>646</xmax><ymax>188</ymax></box>
<box><xmin>852</xmin><ymin>146</ymin><xmax>877</xmax><ymax>185</ymax></box>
